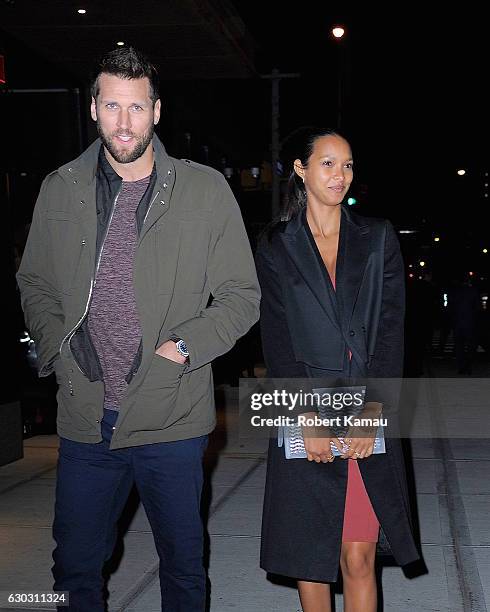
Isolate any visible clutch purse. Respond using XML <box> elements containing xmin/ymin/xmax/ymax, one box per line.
<box><xmin>277</xmin><ymin>385</ymin><xmax>386</xmax><ymax>459</ymax></box>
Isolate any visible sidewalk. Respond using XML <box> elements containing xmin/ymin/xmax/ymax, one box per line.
<box><xmin>1</xmin><ymin>359</ymin><xmax>489</xmax><ymax>611</ymax></box>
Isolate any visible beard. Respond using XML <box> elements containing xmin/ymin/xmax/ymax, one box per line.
<box><xmin>97</xmin><ymin>121</ymin><xmax>154</xmax><ymax>164</ymax></box>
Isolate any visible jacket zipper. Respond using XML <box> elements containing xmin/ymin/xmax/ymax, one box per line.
<box><xmin>59</xmin><ymin>187</ymin><xmax>122</xmax><ymax>368</ymax></box>
<box><xmin>143</xmin><ymin>190</ymin><xmax>160</xmax><ymax>226</ymax></box>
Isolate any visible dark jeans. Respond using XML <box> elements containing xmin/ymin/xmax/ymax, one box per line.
<box><xmin>52</xmin><ymin>408</ymin><xmax>208</xmax><ymax>611</ymax></box>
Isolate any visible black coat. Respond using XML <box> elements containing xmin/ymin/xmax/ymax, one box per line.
<box><xmin>257</xmin><ymin>204</ymin><xmax>420</xmax><ymax>582</ymax></box>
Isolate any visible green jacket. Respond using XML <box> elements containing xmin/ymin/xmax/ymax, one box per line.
<box><xmin>17</xmin><ymin>137</ymin><xmax>260</xmax><ymax>449</ymax></box>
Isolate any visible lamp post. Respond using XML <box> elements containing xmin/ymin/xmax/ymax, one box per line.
<box><xmin>261</xmin><ymin>69</ymin><xmax>300</xmax><ymax>219</ymax></box>
<box><xmin>331</xmin><ymin>26</ymin><xmax>346</xmax><ymax>129</ymax></box>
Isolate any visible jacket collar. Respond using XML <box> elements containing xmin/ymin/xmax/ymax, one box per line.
<box><xmin>57</xmin><ymin>134</ymin><xmax>174</xmax><ymax>190</ymax></box>
<box><xmin>55</xmin><ymin>135</ymin><xmax>176</xmax><ymax>249</ymax></box>
<box><xmin>283</xmin><ymin>203</ymin><xmax>368</xmax><ymax>235</ymax></box>
<box><xmin>279</xmin><ymin>204</ymin><xmax>371</xmax><ymax>328</ymax></box>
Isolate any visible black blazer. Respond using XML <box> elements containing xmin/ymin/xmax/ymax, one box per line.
<box><xmin>256</xmin><ymin>204</ymin><xmax>405</xmax><ymax>384</ymax></box>
<box><xmin>257</xmin><ymin>205</ymin><xmax>421</xmax><ymax>573</ymax></box>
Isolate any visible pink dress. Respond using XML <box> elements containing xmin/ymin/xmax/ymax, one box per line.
<box><xmin>330</xmin><ymin>274</ymin><xmax>380</xmax><ymax>542</ymax></box>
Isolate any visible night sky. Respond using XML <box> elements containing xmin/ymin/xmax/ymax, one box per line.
<box><xmin>227</xmin><ymin>3</ymin><xmax>488</xmax><ymax>227</ymax></box>
<box><xmin>2</xmin><ymin>3</ymin><xmax>488</xmax><ymax>276</ymax></box>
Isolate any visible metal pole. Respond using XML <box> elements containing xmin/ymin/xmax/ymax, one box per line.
<box><xmin>73</xmin><ymin>88</ymin><xmax>84</xmax><ymax>154</ymax></box>
<box><xmin>261</xmin><ymin>70</ymin><xmax>300</xmax><ymax>220</ymax></box>
<box><xmin>337</xmin><ymin>44</ymin><xmax>343</xmax><ymax>129</ymax></box>
<box><xmin>271</xmin><ymin>69</ymin><xmax>280</xmax><ymax>219</ymax></box>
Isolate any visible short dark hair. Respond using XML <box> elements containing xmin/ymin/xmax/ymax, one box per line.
<box><xmin>91</xmin><ymin>46</ymin><xmax>160</xmax><ymax>105</ymax></box>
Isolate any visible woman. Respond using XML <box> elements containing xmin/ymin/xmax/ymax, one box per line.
<box><xmin>256</xmin><ymin>128</ymin><xmax>420</xmax><ymax>611</ymax></box>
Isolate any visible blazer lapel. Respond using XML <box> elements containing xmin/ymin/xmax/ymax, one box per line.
<box><xmin>280</xmin><ymin>209</ymin><xmax>341</xmax><ymax>331</ymax></box>
<box><xmin>337</xmin><ymin>205</ymin><xmax>371</xmax><ymax>325</ymax></box>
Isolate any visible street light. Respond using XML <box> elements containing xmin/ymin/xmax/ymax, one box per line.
<box><xmin>261</xmin><ymin>69</ymin><xmax>300</xmax><ymax>218</ymax></box>
<box><xmin>331</xmin><ymin>26</ymin><xmax>346</xmax><ymax>129</ymax></box>
<box><xmin>457</xmin><ymin>169</ymin><xmax>466</xmax><ymax>176</ymax></box>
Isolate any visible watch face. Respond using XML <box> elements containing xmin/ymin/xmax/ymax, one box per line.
<box><xmin>176</xmin><ymin>340</ymin><xmax>189</xmax><ymax>357</ymax></box>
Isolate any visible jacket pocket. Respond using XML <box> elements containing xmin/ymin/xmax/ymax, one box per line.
<box><xmin>127</xmin><ymin>354</ymin><xmax>192</xmax><ymax>432</ymax></box>
<box><xmin>46</xmin><ymin>212</ymin><xmax>84</xmax><ymax>294</ymax></box>
<box><xmin>54</xmin><ymin>359</ymin><xmax>95</xmax><ymax>432</ymax></box>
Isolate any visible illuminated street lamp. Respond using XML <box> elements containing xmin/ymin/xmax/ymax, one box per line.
<box><xmin>331</xmin><ymin>25</ymin><xmax>346</xmax><ymax>129</ymax></box>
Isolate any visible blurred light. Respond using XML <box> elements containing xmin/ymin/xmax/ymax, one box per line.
<box><xmin>409</xmin><ymin>273</ymin><xmax>414</xmax><ymax>278</ymax></box>
<box><xmin>469</xmin><ymin>271</ymin><xmax>474</xmax><ymax>276</ymax></box>
<box><xmin>457</xmin><ymin>169</ymin><xmax>466</xmax><ymax>176</ymax></box>
<box><xmin>443</xmin><ymin>293</ymin><xmax>448</xmax><ymax>307</ymax></box>
<box><xmin>483</xmin><ymin>248</ymin><xmax>488</xmax><ymax>254</ymax></box>
<box><xmin>332</xmin><ymin>27</ymin><xmax>345</xmax><ymax>38</ymax></box>
<box><xmin>77</xmin><ymin>8</ymin><xmax>86</xmax><ymax>14</ymax></box>
<box><xmin>223</xmin><ymin>167</ymin><xmax>233</xmax><ymax>179</ymax></box>
<box><xmin>398</xmin><ymin>229</ymin><xmax>417</xmax><ymax>234</ymax></box>
<box><xmin>20</xmin><ymin>172</ymin><xmax>27</xmax><ymax>177</ymax></box>
<box><xmin>419</xmin><ymin>261</ymin><xmax>425</xmax><ymax>267</ymax></box>
<box><xmin>250</xmin><ymin>167</ymin><xmax>260</xmax><ymax>179</ymax></box>
<box><xmin>434</xmin><ymin>236</ymin><xmax>440</xmax><ymax>242</ymax></box>
<box><xmin>418</xmin><ymin>276</ymin><xmax>423</xmax><ymax>280</ymax></box>
<box><xmin>347</xmin><ymin>197</ymin><xmax>357</xmax><ymax>205</ymax></box>
<box><xmin>116</xmin><ymin>41</ymin><xmax>125</xmax><ymax>46</ymax></box>
<box><xmin>408</xmin><ymin>264</ymin><xmax>413</xmax><ymax>268</ymax></box>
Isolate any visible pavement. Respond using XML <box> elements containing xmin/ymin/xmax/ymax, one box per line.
<box><xmin>1</xmin><ymin>356</ymin><xmax>489</xmax><ymax>611</ymax></box>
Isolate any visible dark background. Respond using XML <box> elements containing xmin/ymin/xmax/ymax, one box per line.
<box><xmin>1</xmin><ymin>1</ymin><xmax>489</xmax><ymax>413</ymax></box>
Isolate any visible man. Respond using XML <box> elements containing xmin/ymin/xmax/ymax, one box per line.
<box><xmin>16</xmin><ymin>47</ymin><xmax>260</xmax><ymax>611</ymax></box>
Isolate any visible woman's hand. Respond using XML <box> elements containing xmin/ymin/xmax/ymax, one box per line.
<box><xmin>301</xmin><ymin>413</ymin><xmax>344</xmax><ymax>463</ymax></box>
<box><xmin>340</xmin><ymin>428</ymin><xmax>376</xmax><ymax>459</ymax></box>
<box><xmin>340</xmin><ymin>401</ymin><xmax>382</xmax><ymax>460</ymax></box>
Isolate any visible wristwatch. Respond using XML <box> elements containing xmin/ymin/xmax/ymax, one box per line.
<box><xmin>174</xmin><ymin>338</ymin><xmax>190</xmax><ymax>361</ymax></box>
